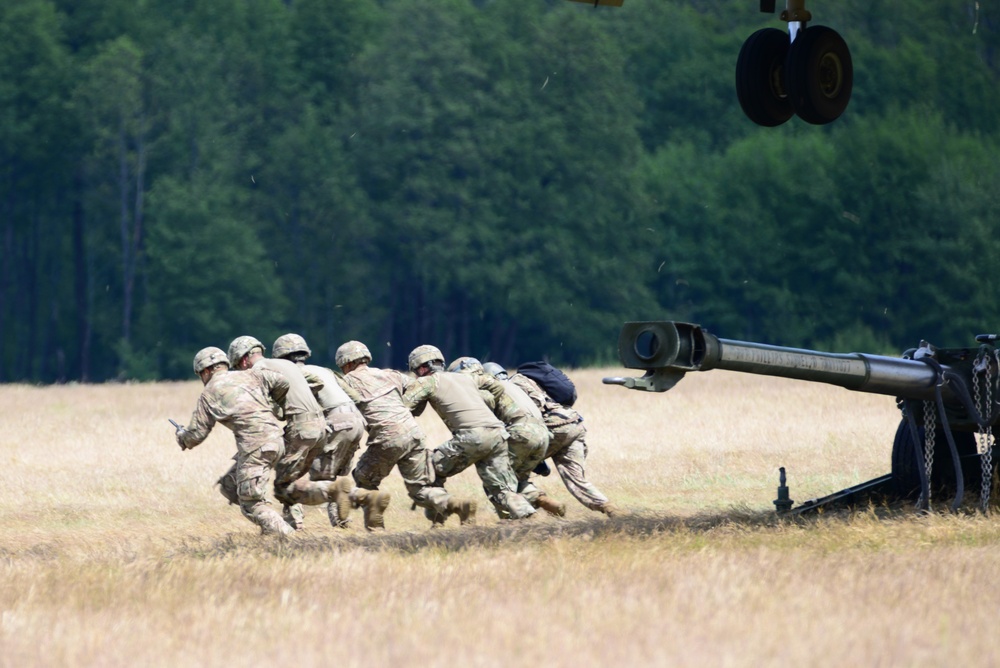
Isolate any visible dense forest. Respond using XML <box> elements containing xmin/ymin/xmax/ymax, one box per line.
<box><xmin>2</xmin><ymin>0</ymin><xmax>998</xmax><ymax>382</ymax></box>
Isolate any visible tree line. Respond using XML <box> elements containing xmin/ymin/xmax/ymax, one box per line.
<box><xmin>2</xmin><ymin>0</ymin><xmax>998</xmax><ymax>383</ymax></box>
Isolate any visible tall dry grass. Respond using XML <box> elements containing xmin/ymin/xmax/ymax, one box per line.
<box><xmin>3</xmin><ymin>370</ymin><xmax>999</xmax><ymax>666</ymax></box>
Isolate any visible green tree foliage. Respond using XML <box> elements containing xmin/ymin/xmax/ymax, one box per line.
<box><xmin>1</xmin><ymin>0</ymin><xmax>998</xmax><ymax>381</ymax></box>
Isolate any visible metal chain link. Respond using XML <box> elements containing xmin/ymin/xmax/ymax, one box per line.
<box><xmin>923</xmin><ymin>399</ymin><xmax>936</xmax><ymax>504</ymax></box>
<box><xmin>972</xmin><ymin>349</ymin><xmax>998</xmax><ymax>512</ymax></box>
<box><xmin>974</xmin><ymin>351</ymin><xmax>1000</xmax><ymax>512</ymax></box>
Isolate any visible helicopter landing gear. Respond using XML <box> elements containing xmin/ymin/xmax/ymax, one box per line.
<box><xmin>736</xmin><ymin>2</ymin><xmax>853</xmax><ymax>126</ymax></box>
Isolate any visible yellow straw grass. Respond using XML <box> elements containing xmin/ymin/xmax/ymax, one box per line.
<box><xmin>3</xmin><ymin>371</ymin><xmax>999</xmax><ymax>666</ymax></box>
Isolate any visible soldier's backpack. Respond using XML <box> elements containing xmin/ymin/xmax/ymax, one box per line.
<box><xmin>517</xmin><ymin>361</ymin><xmax>577</xmax><ymax>407</ymax></box>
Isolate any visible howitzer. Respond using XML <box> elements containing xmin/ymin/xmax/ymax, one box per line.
<box><xmin>604</xmin><ymin>321</ymin><xmax>1000</xmax><ymax>513</ymax></box>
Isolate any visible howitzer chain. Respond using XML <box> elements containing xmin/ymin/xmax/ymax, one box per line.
<box><xmin>972</xmin><ymin>349</ymin><xmax>1000</xmax><ymax>512</ymax></box>
<box><xmin>922</xmin><ymin>399</ymin><xmax>937</xmax><ymax>507</ymax></box>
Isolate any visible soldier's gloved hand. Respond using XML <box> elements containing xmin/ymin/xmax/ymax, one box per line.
<box><xmin>175</xmin><ymin>429</ymin><xmax>188</xmax><ymax>450</ymax></box>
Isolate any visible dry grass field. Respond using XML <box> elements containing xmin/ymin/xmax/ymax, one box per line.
<box><xmin>4</xmin><ymin>368</ymin><xmax>1000</xmax><ymax>666</ymax></box>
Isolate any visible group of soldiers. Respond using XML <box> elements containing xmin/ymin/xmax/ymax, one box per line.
<box><xmin>175</xmin><ymin>334</ymin><xmax>620</xmax><ymax>536</ymax></box>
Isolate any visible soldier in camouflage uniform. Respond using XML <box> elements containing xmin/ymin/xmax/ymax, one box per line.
<box><xmin>405</xmin><ymin>345</ymin><xmax>536</xmax><ymax>521</ymax></box>
<box><xmin>336</xmin><ymin>341</ymin><xmax>475</xmax><ymax>528</ymax></box>
<box><xmin>228</xmin><ymin>335</ymin><xmax>348</xmax><ymax>530</ymax></box>
<box><xmin>175</xmin><ymin>347</ymin><xmax>294</xmax><ymax>536</ymax></box>
<box><xmin>495</xmin><ymin>364</ymin><xmax>620</xmax><ymax>517</ymax></box>
<box><xmin>448</xmin><ymin>357</ymin><xmax>561</xmax><ymax>517</ymax></box>
<box><xmin>272</xmin><ymin>333</ymin><xmax>365</xmax><ymax>528</ymax></box>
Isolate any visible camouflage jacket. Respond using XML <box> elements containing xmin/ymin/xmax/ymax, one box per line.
<box><xmin>509</xmin><ymin>373</ymin><xmax>582</xmax><ymax>428</ymax></box>
<box><xmin>403</xmin><ymin>371</ymin><xmax>506</xmax><ymax>432</ymax></box>
<box><xmin>179</xmin><ymin>368</ymin><xmax>288</xmax><ymax>455</ymax></box>
<box><xmin>339</xmin><ymin>365</ymin><xmax>420</xmax><ymax>442</ymax></box>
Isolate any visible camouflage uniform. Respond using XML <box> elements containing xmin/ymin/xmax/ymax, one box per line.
<box><xmin>304</xmin><ymin>363</ymin><xmax>366</xmax><ymax>482</ymax></box>
<box><xmin>178</xmin><ymin>367</ymin><xmax>293</xmax><ymax>536</ymax></box>
<box><xmin>339</xmin><ymin>365</ymin><xmax>451</xmax><ymax>518</ymax></box>
<box><xmin>450</xmin><ymin>359</ymin><xmax>549</xmax><ymax>517</ymax></box>
<box><xmin>483</xmin><ymin>377</ymin><xmax>549</xmax><ymax>484</ymax></box>
<box><xmin>510</xmin><ymin>373</ymin><xmax>612</xmax><ymax>513</ymax></box>
<box><xmin>403</xmin><ymin>372</ymin><xmax>536</xmax><ymax>519</ymax></box>
<box><xmin>251</xmin><ymin>357</ymin><xmax>335</xmax><ymax>525</ymax></box>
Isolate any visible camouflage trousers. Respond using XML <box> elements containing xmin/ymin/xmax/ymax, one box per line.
<box><xmin>506</xmin><ymin>418</ymin><xmax>549</xmax><ymax>482</ymax></box>
<box><xmin>274</xmin><ymin>414</ymin><xmax>335</xmax><ymax>527</ymax></box>
<box><xmin>217</xmin><ymin>443</ymin><xmax>293</xmax><ymax>536</ymax></box>
<box><xmin>310</xmin><ymin>408</ymin><xmax>365</xmax><ymax>481</ymax></box>
<box><xmin>521</xmin><ymin>420</ymin><xmax>609</xmax><ymax>511</ymax></box>
<box><xmin>353</xmin><ymin>426</ymin><xmax>450</xmax><ymax>516</ymax></box>
<box><xmin>433</xmin><ymin>426</ymin><xmax>536</xmax><ymax>519</ymax></box>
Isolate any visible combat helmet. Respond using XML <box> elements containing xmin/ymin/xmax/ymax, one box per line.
<box><xmin>447</xmin><ymin>356</ymin><xmax>483</xmax><ymax>374</ymax></box>
<box><xmin>482</xmin><ymin>362</ymin><xmax>508</xmax><ymax>380</ymax></box>
<box><xmin>408</xmin><ymin>345</ymin><xmax>445</xmax><ymax>372</ymax></box>
<box><xmin>336</xmin><ymin>340</ymin><xmax>372</xmax><ymax>370</ymax></box>
<box><xmin>228</xmin><ymin>335</ymin><xmax>265</xmax><ymax>367</ymax></box>
<box><xmin>272</xmin><ymin>333</ymin><xmax>311</xmax><ymax>360</ymax></box>
<box><xmin>193</xmin><ymin>346</ymin><xmax>229</xmax><ymax>375</ymax></box>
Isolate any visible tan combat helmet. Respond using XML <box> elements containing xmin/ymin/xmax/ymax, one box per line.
<box><xmin>227</xmin><ymin>335</ymin><xmax>265</xmax><ymax>367</ymax></box>
<box><xmin>408</xmin><ymin>344</ymin><xmax>445</xmax><ymax>373</ymax></box>
<box><xmin>335</xmin><ymin>340</ymin><xmax>372</xmax><ymax>370</ymax></box>
<box><xmin>482</xmin><ymin>362</ymin><xmax>508</xmax><ymax>380</ymax></box>
<box><xmin>193</xmin><ymin>347</ymin><xmax>229</xmax><ymax>375</ymax></box>
<box><xmin>446</xmin><ymin>356</ymin><xmax>483</xmax><ymax>374</ymax></box>
<box><xmin>272</xmin><ymin>333</ymin><xmax>311</xmax><ymax>360</ymax></box>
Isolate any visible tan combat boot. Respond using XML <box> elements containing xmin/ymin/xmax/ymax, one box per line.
<box><xmin>327</xmin><ymin>477</ymin><xmax>355</xmax><ymax>529</ymax></box>
<box><xmin>352</xmin><ymin>489</ymin><xmax>391</xmax><ymax>531</ymax></box>
<box><xmin>597</xmin><ymin>502</ymin><xmax>623</xmax><ymax>518</ymax></box>
<box><xmin>446</xmin><ymin>497</ymin><xmax>477</xmax><ymax>526</ymax></box>
<box><xmin>535</xmin><ymin>495</ymin><xmax>566</xmax><ymax>518</ymax></box>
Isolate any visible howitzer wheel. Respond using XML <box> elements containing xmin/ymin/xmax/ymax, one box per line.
<box><xmin>890</xmin><ymin>419</ymin><xmax>981</xmax><ymax>500</ymax></box>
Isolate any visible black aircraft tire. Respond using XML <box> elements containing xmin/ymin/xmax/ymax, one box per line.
<box><xmin>890</xmin><ymin>418</ymin><xmax>980</xmax><ymax>499</ymax></box>
<box><xmin>785</xmin><ymin>25</ymin><xmax>852</xmax><ymax>125</ymax></box>
<box><xmin>735</xmin><ymin>28</ymin><xmax>794</xmax><ymax>127</ymax></box>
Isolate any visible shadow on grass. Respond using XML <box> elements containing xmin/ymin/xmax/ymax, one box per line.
<box><xmin>183</xmin><ymin>504</ymin><xmax>880</xmax><ymax>558</ymax></box>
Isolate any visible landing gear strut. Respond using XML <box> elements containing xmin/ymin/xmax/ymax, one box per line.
<box><xmin>736</xmin><ymin>0</ymin><xmax>852</xmax><ymax>126</ymax></box>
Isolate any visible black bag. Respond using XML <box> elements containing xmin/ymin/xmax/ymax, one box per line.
<box><xmin>517</xmin><ymin>361</ymin><xmax>577</xmax><ymax>407</ymax></box>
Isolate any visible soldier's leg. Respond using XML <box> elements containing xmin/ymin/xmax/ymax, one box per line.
<box><xmin>430</xmin><ymin>430</ymin><xmax>481</xmax><ymax>480</ymax></box>
<box><xmin>395</xmin><ymin>434</ymin><xmax>449</xmax><ymax>515</ymax></box>
<box><xmin>506</xmin><ymin>421</ymin><xmax>549</xmax><ymax>482</ymax></box>
<box><xmin>310</xmin><ymin>413</ymin><xmax>364</xmax><ymax>481</ymax></box>
<box><xmin>236</xmin><ymin>448</ymin><xmax>293</xmax><ymax>536</ymax></box>
<box><xmin>551</xmin><ymin>425</ymin><xmax>612</xmax><ymax>512</ymax></box>
<box><xmin>217</xmin><ymin>455</ymin><xmax>240</xmax><ymax>506</ymax></box>
<box><xmin>346</xmin><ymin>440</ymin><xmax>402</xmax><ymax>531</ymax></box>
<box><xmin>274</xmin><ymin>422</ymin><xmax>339</xmax><ymax>522</ymax></box>
<box><xmin>309</xmin><ymin>416</ymin><xmax>365</xmax><ymax>527</ymax></box>
<box><xmin>471</xmin><ymin>428</ymin><xmax>536</xmax><ymax>520</ymax></box>
<box><xmin>393</xmin><ymin>434</ymin><xmax>476</xmax><ymax>526</ymax></box>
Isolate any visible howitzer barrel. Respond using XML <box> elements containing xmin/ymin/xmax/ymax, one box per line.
<box><xmin>611</xmin><ymin>321</ymin><xmax>947</xmax><ymax>400</ymax></box>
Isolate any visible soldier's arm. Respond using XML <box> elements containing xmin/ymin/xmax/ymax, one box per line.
<box><xmin>178</xmin><ymin>396</ymin><xmax>216</xmax><ymax>449</ymax></box>
<box><xmin>509</xmin><ymin>374</ymin><xmax>543</xmax><ymax>409</ymax></box>
<box><xmin>335</xmin><ymin>374</ymin><xmax>365</xmax><ymax>404</ymax></box>
<box><xmin>479</xmin><ymin>375</ymin><xmax>520</xmax><ymax>419</ymax></box>
<box><xmin>479</xmin><ymin>388</ymin><xmax>497</xmax><ymax>411</ymax></box>
<box><xmin>401</xmin><ymin>374</ymin><xmax>434</xmax><ymax>416</ymax></box>
<box><xmin>300</xmin><ymin>367</ymin><xmax>325</xmax><ymax>398</ymax></box>
<box><xmin>257</xmin><ymin>367</ymin><xmax>290</xmax><ymax>418</ymax></box>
